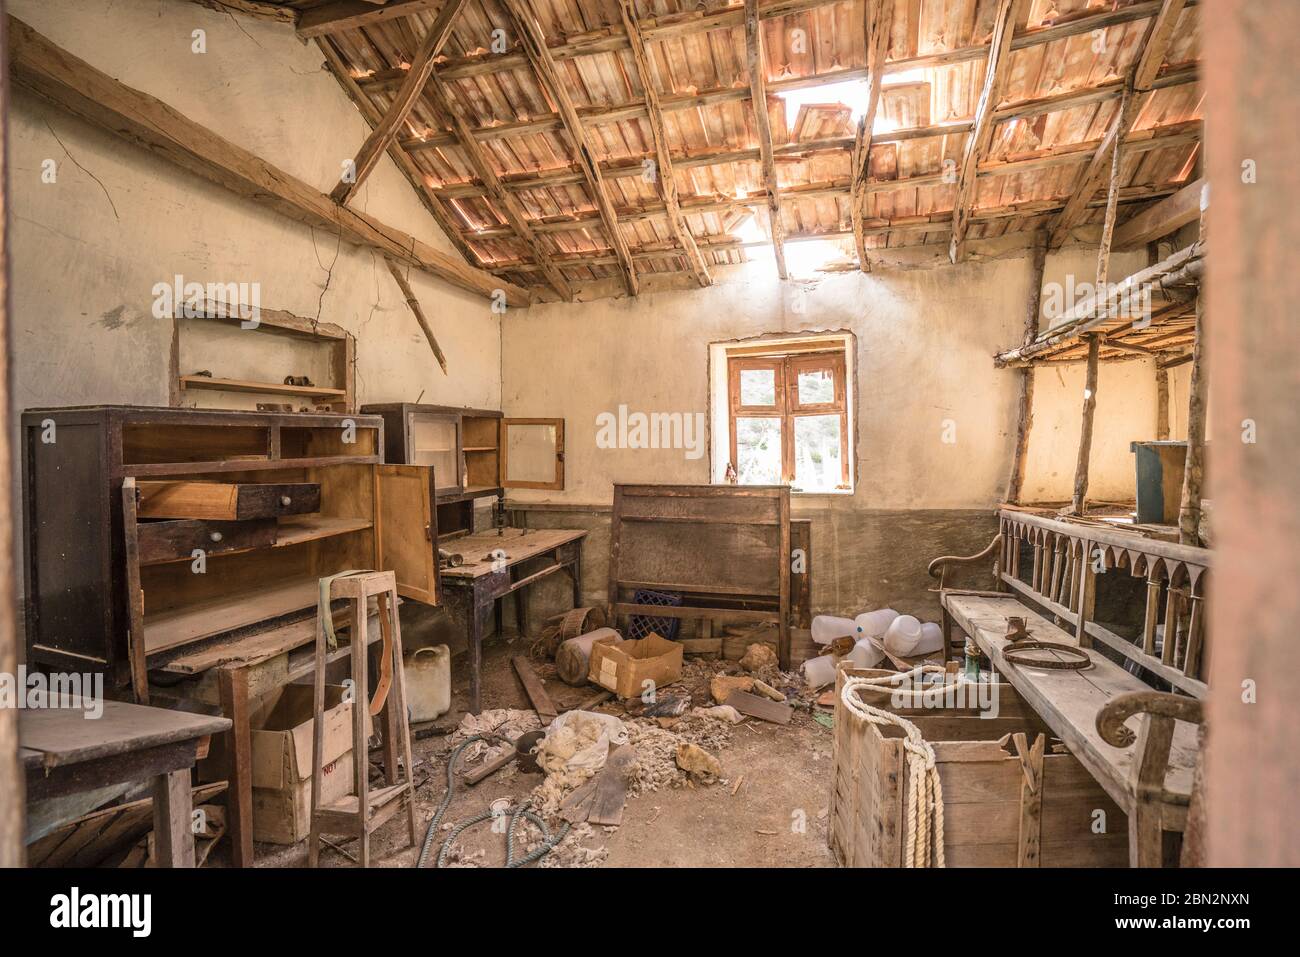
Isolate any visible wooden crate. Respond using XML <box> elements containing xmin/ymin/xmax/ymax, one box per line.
<box><xmin>828</xmin><ymin>667</ymin><xmax>1129</xmax><ymax>867</ymax></box>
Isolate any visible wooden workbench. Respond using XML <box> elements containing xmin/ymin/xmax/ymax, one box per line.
<box><xmin>439</xmin><ymin>527</ymin><xmax>586</xmax><ymax>714</ymax></box>
<box><xmin>20</xmin><ymin>698</ymin><xmax>230</xmax><ymax>868</ymax></box>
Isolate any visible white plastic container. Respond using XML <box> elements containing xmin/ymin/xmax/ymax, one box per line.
<box><xmin>811</xmin><ymin>615</ymin><xmax>857</xmax><ymax>644</ymax></box>
<box><xmin>855</xmin><ymin>608</ymin><xmax>900</xmax><ymax>640</ymax></box>
<box><xmin>404</xmin><ymin>644</ymin><xmax>451</xmax><ymax>723</ymax></box>
<box><xmin>883</xmin><ymin>615</ymin><xmax>924</xmax><ymax>656</ymax></box>
<box><xmin>847</xmin><ymin>638</ymin><xmax>886</xmax><ymax>669</ymax></box>
<box><xmin>802</xmin><ymin>653</ymin><xmax>838</xmax><ymax>688</ymax></box>
<box><xmin>915</xmin><ymin>622</ymin><xmax>945</xmax><ymax>655</ymax></box>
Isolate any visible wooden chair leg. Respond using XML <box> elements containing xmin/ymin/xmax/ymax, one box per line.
<box><xmin>350</xmin><ymin>594</ymin><xmax>370</xmax><ymax>866</ymax></box>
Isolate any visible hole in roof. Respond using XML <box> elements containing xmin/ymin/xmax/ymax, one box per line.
<box><xmin>775</xmin><ymin>69</ymin><xmax>930</xmax><ymax>134</ymax></box>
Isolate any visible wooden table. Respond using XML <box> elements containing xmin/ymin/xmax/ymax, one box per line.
<box><xmin>148</xmin><ymin>606</ymin><xmax>384</xmax><ymax>868</ymax></box>
<box><xmin>20</xmin><ymin>698</ymin><xmax>230</xmax><ymax>868</ymax></box>
<box><xmin>440</xmin><ymin>527</ymin><xmax>587</xmax><ymax>714</ymax></box>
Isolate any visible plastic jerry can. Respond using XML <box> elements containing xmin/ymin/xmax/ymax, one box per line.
<box><xmin>404</xmin><ymin>644</ymin><xmax>451</xmax><ymax>723</ymax></box>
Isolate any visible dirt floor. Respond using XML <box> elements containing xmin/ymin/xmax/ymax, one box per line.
<box><xmin>256</xmin><ymin>635</ymin><xmax>837</xmax><ymax>869</ymax></box>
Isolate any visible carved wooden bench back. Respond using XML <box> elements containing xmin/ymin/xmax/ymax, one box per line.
<box><xmin>996</xmin><ymin>510</ymin><xmax>1210</xmax><ymax>698</ymax></box>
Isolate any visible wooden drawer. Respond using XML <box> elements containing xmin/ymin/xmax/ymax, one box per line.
<box><xmin>137</xmin><ymin>518</ymin><xmax>278</xmax><ymax>565</ymax></box>
<box><xmin>136</xmin><ymin>481</ymin><xmax>321</xmax><ymax>520</ymax></box>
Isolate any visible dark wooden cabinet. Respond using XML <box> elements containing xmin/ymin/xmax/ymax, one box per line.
<box><xmin>21</xmin><ymin>406</ymin><xmax>442</xmax><ymax>699</ymax></box>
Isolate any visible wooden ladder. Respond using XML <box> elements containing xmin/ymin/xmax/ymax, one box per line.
<box><xmin>308</xmin><ymin>571</ymin><xmax>418</xmax><ymax>867</ymax></box>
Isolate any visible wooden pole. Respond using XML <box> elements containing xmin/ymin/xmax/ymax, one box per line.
<box><xmin>1005</xmin><ymin>232</ymin><xmax>1048</xmax><ymax>503</ymax></box>
<box><xmin>1070</xmin><ymin>334</ymin><xmax>1101</xmax><ymax>514</ymax></box>
<box><xmin>1096</xmin><ymin>97</ymin><xmax>1126</xmax><ymax>289</ymax></box>
<box><xmin>0</xmin><ymin>5</ymin><xmax>25</xmax><ymax>868</ymax></box>
<box><xmin>1204</xmin><ymin>0</ymin><xmax>1300</xmax><ymax>867</ymax></box>
<box><xmin>1177</xmin><ymin>282</ymin><xmax>1206</xmax><ymax>545</ymax></box>
<box><xmin>1155</xmin><ymin>364</ymin><xmax>1170</xmax><ymax>439</ymax></box>
<box><xmin>384</xmin><ymin>259</ymin><xmax>449</xmax><ymax>375</ymax></box>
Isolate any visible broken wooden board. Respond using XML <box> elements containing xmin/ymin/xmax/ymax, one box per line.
<box><xmin>588</xmin><ymin>745</ymin><xmax>637</xmax><ymax>827</ymax></box>
<box><xmin>725</xmin><ymin>689</ymin><xmax>793</xmax><ymax>725</ymax></box>
<box><xmin>512</xmin><ymin>656</ymin><xmax>558</xmax><ymax>721</ymax></box>
<box><xmin>558</xmin><ymin>778</ymin><xmax>598</xmax><ymax>824</ymax></box>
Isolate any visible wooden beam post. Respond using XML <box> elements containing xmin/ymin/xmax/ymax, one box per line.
<box><xmin>5</xmin><ymin>14</ymin><xmax>528</xmax><ymax>307</ymax></box>
<box><xmin>1177</xmin><ymin>207</ymin><xmax>1207</xmax><ymax>544</ymax></box>
<box><xmin>0</xmin><ymin>6</ymin><xmax>25</xmax><ymax>870</ymax></box>
<box><xmin>850</xmin><ymin>0</ymin><xmax>894</xmax><ymax>272</ymax></box>
<box><xmin>744</xmin><ymin>0</ymin><xmax>788</xmax><ymax>280</ymax></box>
<box><xmin>950</xmin><ymin>0</ymin><xmax>1027</xmax><ymax>263</ymax></box>
<box><xmin>423</xmin><ymin>79</ymin><xmax>573</xmax><ymax>300</ymax></box>
<box><xmin>1005</xmin><ymin>232</ymin><xmax>1048</xmax><ymax>504</ymax></box>
<box><xmin>1070</xmin><ymin>333</ymin><xmax>1101</xmax><ymax>514</ymax></box>
<box><xmin>1155</xmin><ymin>363</ymin><xmax>1170</xmax><ymax>439</ymax></box>
<box><xmin>1204</xmin><ymin>0</ymin><xmax>1300</xmax><ymax>867</ymax></box>
<box><xmin>298</xmin><ymin>0</ymin><xmax>443</xmax><ymax>39</ymax></box>
<box><xmin>1095</xmin><ymin>91</ymin><xmax>1127</xmax><ymax>290</ymax></box>
<box><xmin>385</xmin><ymin>258</ymin><xmax>449</xmax><ymax>374</ymax></box>
<box><xmin>618</xmin><ymin>0</ymin><xmax>710</xmax><ymax>287</ymax></box>
<box><xmin>503</xmin><ymin>0</ymin><xmax>639</xmax><ymax>296</ymax></box>
<box><xmin>330</xmin><ymin>0</ymin><xmax>467</xmax><ymax>205</ymax></box>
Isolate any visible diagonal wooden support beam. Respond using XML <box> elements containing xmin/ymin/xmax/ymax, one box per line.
<box><xmin>316</xmin><ymin>35</ymin><xmax>486</xmax><ymax>272</ymax></box>
<box><xmin>424</xmin><ymin>79</ymin><xmax>573</xmax><ymax>300</ymax></box>
<box><xmin>744</xmin><ymin>0</ymin><xmax>787</xmax><ymax>280</ymax></box>
<box><xmin>850</xmin><ymin>0</ymin><xmax>894</xmax><ymax>272</ymax></box>
<box><xmin>1114</xmin><ymin>176</ymin><xmax>1204</xmax><ymax>249</ymax></box>
<box><xmin>949</xmin><ymin>0</ymin><xmax>1027</xmax><ymax>264</ymax></box>
<box><xmin>1049</xmin><ymin>0</ymin><xmax>1187</xmax><ymax>248</ymax></box>
<box><xmin>330</xmin><ymin>0</ymin><xmax>467</xmax><ymax>205</ymax></box>
<box><xmin>4</xmin><ymin>14</ymin><xmax>527</xmax><ymax>306</ymax></box>
<box><xmin>503</xmin><ymin>0</ymin><xmax>638</xmax><ymax>296</ymax></box>
<box><xmin>385</xmin><ymin>258</ymin><xmax>449</xmax><ymax>374</ymax></box>
<box><xmin>617</xmin><ymin>0</ymin><xmax>710</xmax><ymax>287</ymax></box>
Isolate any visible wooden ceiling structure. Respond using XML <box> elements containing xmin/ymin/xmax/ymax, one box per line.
<box><xmin>204</xmin><ymin>0</ymin><xmax>1202</xmax><ymax>300</ymax></box>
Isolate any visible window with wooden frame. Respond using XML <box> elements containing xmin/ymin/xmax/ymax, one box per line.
<box><xmin>727</xmin><ymin>347</ymin><xmax>851</xmax><ymax>492</ymax></box>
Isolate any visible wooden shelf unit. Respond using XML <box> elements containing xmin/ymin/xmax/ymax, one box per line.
<box><xmin>21</xmin><ymin>406</ymin><xmax>442</xmax><ymax>700</ymax></box>
<box><xmin>170</xmin><ymin>302</ymin><xmax>356</xmax><ymax>412</ymax></box>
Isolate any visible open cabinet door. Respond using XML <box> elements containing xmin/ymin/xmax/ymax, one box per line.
<box><xmin>500</xmin><ymin>418</ymin><xmax>564</xmax><ymax>490</ymax></box>
<box><xmin>375</xmin><ymin>465</ymin><xmax>440</xmax><ymax>606</ymax></box>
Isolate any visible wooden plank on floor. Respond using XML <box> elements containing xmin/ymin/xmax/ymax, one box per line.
<box><xmin>512</xmin><ymin>656</ymin><xmax>557</xmax><ymax>721</ymax></box>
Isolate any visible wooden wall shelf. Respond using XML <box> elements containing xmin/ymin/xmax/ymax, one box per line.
<box><xmin>178</xmin><ymin>375</ymin><xmax>347</xmax><ymax>400</ymax></box>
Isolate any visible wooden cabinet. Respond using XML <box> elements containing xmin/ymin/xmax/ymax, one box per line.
<box><xmin>363</xmin><ymin>403</ymin><xmax>564</xmax><ymax>538</ymax></box>
<box><xmin>363</xmin><ymin>403</ymin><xmax>565</xmax><ymax>496</ymax></box>
<box><xmin>21</xmin><ymin>407</ymin><xmax>442</xmax><ymax>700</ymax></box>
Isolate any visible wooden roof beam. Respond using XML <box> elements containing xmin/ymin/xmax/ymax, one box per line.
<box><xmin>424</xmin><ymin>78</ymin><xmax>573</xmax><ymax>300</ymax></box>
<box><xmin>950</xmin><ymin>0</ymin><xmax>1028</xmax><ymax>264</ymax></box>
<box><xmin>1048</xmin><ymin>0</ymin><xmax>1188</xmax><ymax>248</ymax></box>
<box><xmin>851</xmin><ymin>0</ymin><xmax>894</xmax><ymax>272</ymax></box>
<box><xmin>298</xmin><ymin>0</ymin><xmax>444</xmax><ymax>39</ymax></box>
<box><xmin>1114</xmin><ymin>176</ymin><xmax>1205</xmax><ymax>249</ymax></box>
<box><xmin>4</xmin><ymin>15</ymin><xmax>527</xmax><ymax>307</ymax></box>
<box><xmin>503</xmin><ymin>0</ymin><xmax>638</xmax><ymax>296</ymax></box>
<box><xmin>617</xmin><ymin>0</ymin><xmax>710</xmax><ymax>287</ymax></box>
<box><xmin>329</xmin><ymin>0</ymin><xmax>466</xmax><ymax>205</ymax></box>
<box><xmin>315</xmin><ymin>35</ymin><xmax>486</xmax><ymax>271</ymax></box>
<box><xmin>184</xmin><ymin>0</ymin><xmax>296</xmax><ymax>22</ymax></box>
<box><xmin>744</xmin><ymin>0</ymin><xmax>787</xmax><ymax>280</ymax></box>
<box><xmin>491</xmin><ymin>187</ymin><xmax>1181</xmax><ymax>274</ymax></box>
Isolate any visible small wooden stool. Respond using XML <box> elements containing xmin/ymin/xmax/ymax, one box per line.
<box><xmin>308</xmin><ymin>571</ymin><xmax>418</xmax><ymax>867</ymax></box>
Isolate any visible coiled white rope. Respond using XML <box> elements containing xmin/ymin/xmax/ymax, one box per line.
<box><xmin>840</xmin><ymin>666</ymin><xmax>949</xmax><ymax>868</ymax></box>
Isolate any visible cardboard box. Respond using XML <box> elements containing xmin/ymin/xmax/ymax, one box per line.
<box><xmin>588</xmin><ymin>632</ymin><xmax>684</xmax><ymax>699</ymax></box>
<box><xmin>249</xmin><ymin>684</ymin><xmax>369</xmax><ymax>845</ymax></box>
<box><xmin>252</xmin><ymin>752</ymin><xmax>354</xmax><ymax>845</ymax></box>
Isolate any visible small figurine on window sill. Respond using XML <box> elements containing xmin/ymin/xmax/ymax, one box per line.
<box><xmin>724</xmin><ymin>462</ymin><xmax>738</xmax><ymax>485</ymax></box>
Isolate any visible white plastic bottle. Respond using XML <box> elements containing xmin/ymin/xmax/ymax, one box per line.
<box><xmin>913</xmin><ymin>621</ymin><xmax>945</xmax><ymax>655</ymax></box>
<box><xmin>811</xmin><ymin>615</ymin><xmax>857</xmax><ymax>644</ymax></box>
<box><xmin>884</xmin><ymin>615</ymin><xmax>924</xmax><ymax>656</ymax></box>
<box><xmin>855</xmin><ymin>608</ymin><xmax>900</xmax><ymax>640</ymax></box>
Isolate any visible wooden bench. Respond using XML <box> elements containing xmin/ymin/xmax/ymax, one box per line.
<box><xmin>928</xmin><ymin>509</ymin><xmax>1210</xmax><ymax>867</ymax></box>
